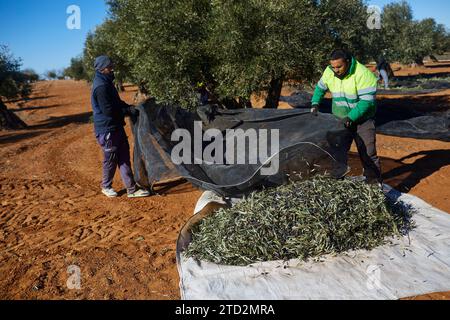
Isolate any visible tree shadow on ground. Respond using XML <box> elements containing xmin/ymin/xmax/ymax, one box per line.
<box><xmin>424</xmin><ymin>63</ymin><xmax>450</xmax><ymax>69</ymax></box>
<box><xmin>114</xmin><ymin>178</ymin><xmax>195</xmax><ymax>197</ymax></box>
<box><xmin>348</xmin><ymin>150</ymin><xmax>450</xmax><ymax>193</ymax></box>
<box><xmin>28</xmin><ymin>112</ymin><xmax>93</xmax><ymax>129</ymax></box>
<box><xmin>10</xmin><ymin>104</ymin><xmax>68</xmax><ymax>112</ymax></box>
<box><xmin>6</xmin><ymin>95</ymin><xmax>57</xmax><ymax>104</ymax></box>
<box><xmin>382</xmin><ymin>149</ymin><xmax>450</xmax><ymax>193</ymax></box>
<box><xmin>0</xmin><ymin>131</ymin><xmax>45</xmax><ymax>145</ymax></box>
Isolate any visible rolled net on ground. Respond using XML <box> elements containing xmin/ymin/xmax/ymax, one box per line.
<box><xmin>377</xmin><ymin>115</ymin><xmax>450</xmax><ymax>142</ymax></box>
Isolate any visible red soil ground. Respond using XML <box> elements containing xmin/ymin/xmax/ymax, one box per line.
<box><xmin>1</xmin><ymin>64</ymin><xmax>449</xmax><ymax>300</ymax></box>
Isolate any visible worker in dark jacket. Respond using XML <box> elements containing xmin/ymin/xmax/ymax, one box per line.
<box><xmin>91</xmin><ymin>55</ymin><xmax>150</xmax><ymax>198</ymax></box>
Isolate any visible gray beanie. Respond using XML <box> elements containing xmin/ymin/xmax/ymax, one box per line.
<box><xmin>94</xmin><ymin>55</ymin><xmax>113</xmax><ymax>71</ymax></box>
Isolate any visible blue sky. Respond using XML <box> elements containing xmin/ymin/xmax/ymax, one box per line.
<box><xmin>0</xmin><ymin>0</ymin><xmax>107</xmax><ymax>75</ymax></box>
<box><xmin>0</xmin><ymin>0</ymin><xmax>449</xmax><ymax>76</ymax></box>
<box><xmin>370</xmin><ymin>0</ymin><xmax>450</xmax><ymax>26</ymax></box>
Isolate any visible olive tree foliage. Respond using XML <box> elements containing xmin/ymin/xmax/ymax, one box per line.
<box><xmin>409</xmin><ymin>18</ymin><xmax>450</xmax><ymax>64</ymax></box>
<box><xmin>0</xmin><ymin>45</ymin><xmax>29</xmax><ymax>129</ymax></box>
<box><xmin>64</xmin><ymin>56</ymin><xmax>88</xmax><ymax>81</ymax></box>
<box><xmin>46</xmin><ymin>70</ymin><xmax>58</xmax><ymax>80</ymax></box>
<box><xmin>107</xmin><ymin>0</ymin><xmax>212</xmax><ymax>108</ymax></box>
<box><xmin>22</xmin><ymin>69</ymin><xmax>40</xmax><ymax>83</ymax></box>
<box><xmin>105</xmin><ymin>0</ymin><xmax>371</xmax><ymax>109</ymax></box>
<box><xmin>207</xmin><ymin>0</ymin><xmax>319</xmax><ymax>108</ymax></box>
<box><xmin>83</xmin><ymin>19</ymin><xmax>130</xmax><ymax>89</ymax></box>
<box><xmin>208</xmin><ymin>0</ymin><xmax>370</xmax><ymax>108</ymax></box>
<box><xmin>373</xmin><ymin>1</ymin><xmax>450</xmax><ymax>65</ymax></box>
<box><xmin>0</xmin><ymin>45</ymin><xmax>32</xmax><ymax>101</ymax></box>
<box><xmin>82</xmin><ymin>0</ymin><xmax>450</xmax><ymax>109</ymax></box>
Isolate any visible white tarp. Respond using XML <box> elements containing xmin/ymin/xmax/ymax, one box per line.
<box><xmin>176</xmin><ymin>186</ymin><xmax>450</xmax><ymax>300</ymax></box>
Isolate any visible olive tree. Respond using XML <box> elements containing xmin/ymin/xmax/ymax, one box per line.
<box><xmin>0</xmin><ymin>46</ymin><xmax>32</xmax><ymax>100</ymax></box>
<box><xmin>378</xmin><ymin>1</ymin><xmax>449</xmax><ymax>65</ymax></box>
<box><xmin>0</xmin><ymin>45</ymin><xmax>29</xmax><ymax>129</ymax></box>
<box><xmin>208</xmin><ymin>0</ymin><xmax>370</xmax><ymax>108</ymax></box>
<box><xmin>85</xmin><ymin>0</ymin><xmax>449</xmax><ymax>109</ymax></box>
<box><xmin>64</xmin><ymin>56</ymin><xmax>88</xmax><ymax>81</ymax></box>
<box><xmin>108</xmin><ymin>0</ymin><xmax>212</xmax><ymax>107</ymax></box>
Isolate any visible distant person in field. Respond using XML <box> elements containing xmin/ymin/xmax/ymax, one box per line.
<box><xmin>311</xmin><ymin>49</ymin><xmax>382</xmax><ymax>184</ymax></box>
<box><xmin>91</xmin><ymin>55</ymin><xmax>150</xmax><ymax>198</ymax></box>
<box><xmin>376</xmin><ymin>55</ymin><xmax>392</xmax><ymax>90</ymax></box>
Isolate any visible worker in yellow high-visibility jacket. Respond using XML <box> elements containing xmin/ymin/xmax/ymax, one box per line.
<box><xmin>311</xmin><ymin>49</ymin><xmax>382</xmax><ymax>184</ymax></box>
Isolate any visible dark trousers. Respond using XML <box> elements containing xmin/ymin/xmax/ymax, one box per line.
<box><xmin>338</xmin><ymin>119</ymin><xmax>382</xmax><ymax>183</ymax></box>
<box><xmin>96</xmin><ymin>128</ymin><xmax>137</xmax><ymax>193</ymax></box>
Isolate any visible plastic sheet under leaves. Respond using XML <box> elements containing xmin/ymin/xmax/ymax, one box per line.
<box><xmin>176</xmin><ymin>186</ymin><xmax>450</xmax><ymax>300</ymax></box>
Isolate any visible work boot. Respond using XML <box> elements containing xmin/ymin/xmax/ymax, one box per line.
<box><xmin>128</xmin><ymin>189</ymin><xmax>151</xmax><ymax>198</ymax></box>
<box><xmin>102</xmin><ymin>188</ymin><xmax>118</xmax><ymax>198</ymax></box>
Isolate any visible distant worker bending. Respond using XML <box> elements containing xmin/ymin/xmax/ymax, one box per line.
<box><xmin>311</xmin><ymin>49</ymin><xmax>382</xmax><ymax>184</ymax></box>
<box><xmin>376</xmin><ymin>55</ymin><xmax>392</xmax><ymax>90</ymax></box>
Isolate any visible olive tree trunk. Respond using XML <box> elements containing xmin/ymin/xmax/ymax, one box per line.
<box><xmin>0</xmin><ymin>99</ymin><xmax>27</xmax><ymax>130</ymax></box>
<box><xmin>264</xmin><ymin>76</ymin><xmax>283</xmax><ymax>109</ymax></box>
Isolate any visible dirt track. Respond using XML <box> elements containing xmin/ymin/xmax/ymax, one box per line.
<box><xmin>1</xmin><ymin>73</ymin><xmax>449</xmax><ymax>299</ymax></box>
